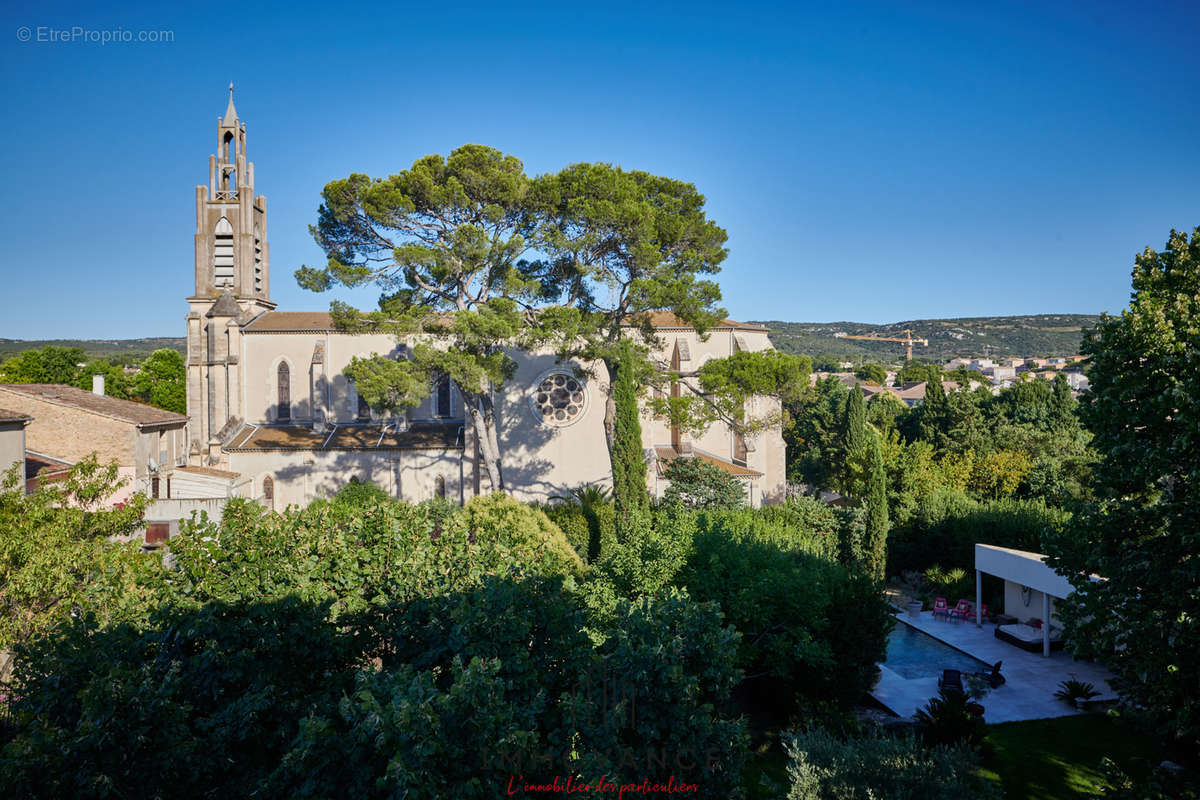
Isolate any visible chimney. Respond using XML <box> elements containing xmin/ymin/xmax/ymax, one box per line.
<box><xmin>92</xmin><ymin>374</ymin><xmax>105</xmax><ymax>396</ymax></box>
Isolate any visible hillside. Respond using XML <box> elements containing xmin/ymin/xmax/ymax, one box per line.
<box><xmin>0</xmin><ymin>314</ymin><xmax>1097</xmax><ymax>366</ymax></box>
<box><xmin>758</xmin><ymin>314</ymin><xmax>1099</xmax><ymax>363</ymax></box>
<box><xmin>0</xmin><ymin>337</ymin><xmax>186</xmax><ymax>362</ymax></box>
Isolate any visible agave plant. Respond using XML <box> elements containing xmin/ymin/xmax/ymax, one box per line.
<box><xmin>1053</xmin><ymin>677</ymin><xmax>1100</xmax><ymax>708</ymax></box>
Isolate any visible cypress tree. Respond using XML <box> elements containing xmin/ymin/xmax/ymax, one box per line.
<box><xmin>918</xmin><ymin>377</ymin><xmax>949</xmax><ymax>448</ymax></box>
<box><xmin>864</xmin><ymin>434</ymin><xmax>890</xmax><ymax>583</ymax></box>
<box><xmin>611</xmin><ymin>338</ymin><xmax>649</xmax><ymax>527</ymax></box>
<box><xmin>840</xmin><ymin>384</ymin><xmax>870</xmax><ymax>497</ymax></box>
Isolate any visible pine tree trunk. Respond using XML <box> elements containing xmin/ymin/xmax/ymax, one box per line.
<box><xmin>464</xmin><ymin>393</ymin><xmax>503</xmax><ymax>492</ymax></box>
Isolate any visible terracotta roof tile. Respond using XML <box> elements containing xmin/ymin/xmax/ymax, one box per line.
<box><xmin>173</xmin><ymin>465</ymin><xmax>240</xmax><ymax>479</ymax></box>
<box><xmin>0</xmin><ymin>384</ymin><xmax>187</xmax><ymax>427</ymax></box>
<box><xmin>624</xmin><ymin>311</ymin><xmax>768</xmax><ymax>332</ymax></box>
<box><xmin>242</xmin><ymin>312</ymin><xmax>340</xmax><ymax>332</ymax></box>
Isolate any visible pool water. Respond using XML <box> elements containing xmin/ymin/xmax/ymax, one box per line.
<box><xmin>884</xmin><ymin>621</ymin><xmax>991</xmax><ymax>680</ymax></box>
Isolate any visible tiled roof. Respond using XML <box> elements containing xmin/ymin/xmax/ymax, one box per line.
<box><xmin>242</xmin><ymin>309</ymin><xmax>770</xmax><ymax>334</ymax></box>
<box><xmin>0</xmin><ymin>406</ymin><xmax>33</xmax><ymax>423</ymax></box>
<box><xmin>242</xmin><ymin>312</ymin><xmax>343</xmax><ymax>332</ymax></box>
<box><xmin>173</xmin><ymin>465</ymin><xmax>240</xmax><ymax>479</ymax></box>
<box><xmin>225</xmin><ymin>421</ymin><xmax>464</xmax><ymax>451</ymax></box>
<box><xmin>25</xmin><ymin>451</ymin><xmax>72</xmax><ymax>482</ymax></box>
<box><xmin>654</xmin><ymin>445</ymin><xmax>763</xmax><ymax>478</ymax></box>
<box><xmin>623</xmin><ymin>311</ymin><xmax>769</xmax><ymax>332</ymax></box>
<box><xmin>0</xmin><ymin>384</ymin><xmax>188</xmax><ymax>427</ymax></box>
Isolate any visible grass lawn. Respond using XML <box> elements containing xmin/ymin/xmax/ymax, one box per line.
<box><xmin>980</xmin><ymin>714</ymin><xmax>1158</xmax><ymax>799</ymax></box>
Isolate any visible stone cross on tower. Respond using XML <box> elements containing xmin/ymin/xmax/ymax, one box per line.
<box><xmin>185</xmin><ymin>87</ymin><xmax>276</xmax><ymax>464</ymax></box>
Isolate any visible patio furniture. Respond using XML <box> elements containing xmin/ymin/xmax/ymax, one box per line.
<box><xmin>974</xmin><ymin>660</ymin><xmax>1006</xmax><ymax>688</ymax></box>
<box><xmin>992</xmin><ymin>613</ymin><xmax>1018</xmax><ymax>626</ymax></box>
<box><xmin>966</xmin><ymin>603</ymin><xmax>990</xmax><ymax>623</ymax></box>
<box><xmin>938</xmin><ymin>669</ymin><xmax>964</xmax><ymax>693</ymax></box>
<box><xmin>931</xmin><ymin>597</ymin><xmax>950</xmax><ymax>618</ymax></box>
<box><xmin>948</xmin><ymin>599</ymin><xmax>972</xmax><ymax>620</ymax></box>
<box><xmin>995</xmin><ymin>623</ymin><xmax>1064</xmax><ymax>653</ymax></box>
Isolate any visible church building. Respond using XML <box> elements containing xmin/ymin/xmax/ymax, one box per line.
<box><xmin>185</xmin><ymin>91</ymin><xmax>786</xmax><ymax>509</ymax></box>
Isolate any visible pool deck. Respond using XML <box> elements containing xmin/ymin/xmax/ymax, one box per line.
<box><xmin>871</xmin><ymin>610</ymin><xmax>1117</xmax><ymax>723</ymax></box>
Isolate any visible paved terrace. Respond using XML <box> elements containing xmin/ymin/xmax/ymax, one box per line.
<box><xmin>872</xmin><ymin>610</ymin><xmax>1117</xmax><ymax>723</ymax></box>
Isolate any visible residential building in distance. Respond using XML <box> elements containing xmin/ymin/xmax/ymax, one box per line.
<box><xmin>0</xmin><ymin>407</ymin><xmax>31</xmax><ymax>484</ymax></box>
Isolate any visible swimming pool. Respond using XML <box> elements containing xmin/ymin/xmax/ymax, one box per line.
<box><xmin>884</xmin><ymin>620</ymin><xmax>991</xmax><ymax>679</ymax></box>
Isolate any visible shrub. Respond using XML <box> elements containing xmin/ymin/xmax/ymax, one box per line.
<box><xmin>592</xmin><ymin>508</ymin><xmax>690</xmax><ymax>600</ymax></box>
<box><xmin>914</xmin><ymin>689</ymin><xmax>987</xmax><ymax>748</ymax></box>
<box><xmin>1</xmin><ymin>597</ymin><xmax>358</xmax><ymax>799</ymax></box>
<box><xmin>702</xmin><ymin>499</ymin><xmax>841</xmax><ymax>562</ymax></box>
<box><xmin>331</xmin><ymin>477</ymin><xmax>392</xmax><ymax>507</ymax></box>
<box><xmin>170</xmin><ymin>492</ymin><xmax>583</xmax><ymax>614</ymax></box>
<box><xmin>267</xmin><ymin>582</ymin><xmax>747</xmax><ymax>799</ymax></box>
<box><xmin>540</xmin><ymin>502</ymin><xmax>592</xmax><ymax>561</ymax></box>
<box><xmin>784</xmin><ymin>728</ymin><xmax>1001</xmax><ymax>800</ymax></box>
<box><xmin>678</xmin><ymin>513</ymin><xmax>892</xmax><ymax>713</ymax></box>
<box><xmin>661</xmin><ymin>457</ymin><xmax>746</xmax><ymax>509</ymax></box>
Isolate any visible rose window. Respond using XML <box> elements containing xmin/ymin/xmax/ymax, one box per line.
<box><xmin>531</xmin><ymin>371</ymin><xmax>587</xmax><ymax>426</ymax></box>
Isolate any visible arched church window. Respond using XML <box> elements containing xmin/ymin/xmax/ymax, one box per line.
<box><xmin>277</xmin><ymin>362</ymin><xmax>291</xmax><ymax>421</ymax></box>
<box><xmin>213</xmin><ymin>217</ymin><xmax>235</xmax><ymax>288</ymax></box>
<box><xmin>262</xmin><ymin>475</ymin><xmax>274</xmax><ymax>510</ymax></box>
<box><xmin>435</xmin><ymin>376</ymin><xmax>452</xmax><ymax>418</ymax></box>
<box><xmin>530</xmin><ymin>369</ymin><xmax>588</xmax><ymax>427</ymax></box>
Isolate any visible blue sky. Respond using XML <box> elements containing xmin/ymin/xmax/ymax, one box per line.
<box><xmin>2</xmin><ymin>0</ymin><xmax>1197</xmax><ymax>339</ymax></box>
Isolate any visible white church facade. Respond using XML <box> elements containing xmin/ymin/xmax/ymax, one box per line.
<box><xmin>184</xmin><ymin>92</ymin><xmax>786</xmax><ymax>509</ymax></box>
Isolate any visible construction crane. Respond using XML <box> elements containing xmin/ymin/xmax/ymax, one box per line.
<box><xmin>833</xmin><ymin>328</ymin><xmax>929</xmax><ymax>361</ymax></box>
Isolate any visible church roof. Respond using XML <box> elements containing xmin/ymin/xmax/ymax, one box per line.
<box><xmin>222</xmin><ymin>83</ymin><xmax>238</xmax><ymax>127</ymax></box>
<box><xmin>206</xmin><ymin>291</ymin><xmax>241</xmax><ymax>317</ymax></box>
<box><xmin>242</xmin><ymin>312</ymin><xmax>343</xmax><ymax>333</ymax></box>
<box><xmin>0</xmin><ymin>384</ymin><xmax>188</xmax><ymax>428</ymax></box>
<box><xmin>623</xmin><ymin>311</ymin><xmax>769</xmax><ymax>332</ymax></box>
<box><xmin>224</xmin><ymin>420</ymin><xmax>463</xmax><ymax>452</ymax></box>
<box><xmin>241</xmin><ymin>310</ymin><xmax>769</xmax><ymax>334</ymax></box>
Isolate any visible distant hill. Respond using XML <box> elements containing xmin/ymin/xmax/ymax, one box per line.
<box><xmin>0</xmin><ymin>337</ymin><xmax>186</xmax><ymax>362</ymax></box>
<box><xmin>758</xmin><ymin>314</ymin><xmax>1099</xmax><ymax>364</ymax></box>
<box><xmin>0</xmin><ymin>313</ymin><xmax>1097</xmax><ymax>366</ymax></box>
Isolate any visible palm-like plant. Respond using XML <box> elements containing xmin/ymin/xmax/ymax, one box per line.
<box><xmin>551</xmin><ymin>483</ymin><xmax>612</xmax><ymax>508</ymax></box>
<box><xmin>914</xmin><ymin>688</ymin><xmax>987</xmax><ymax>747</ymax></box>
<box><xmin>1053</xmin><ymin>677</ymin><xmax>1100</xmax><ymax>708</ymax></box>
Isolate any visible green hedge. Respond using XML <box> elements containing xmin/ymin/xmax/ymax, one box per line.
<box><xmin>888</xmin><ymin>492</ymin><xmax>1070</xmax><ymax>576</ymax></box>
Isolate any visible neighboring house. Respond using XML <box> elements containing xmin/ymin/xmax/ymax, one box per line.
<box><xmin>182</xmin><ymin>91</ymin><xmax>787</xmax><ymax>509</ymax></box>
<box><xmin>0</xmin><ymin>407</ymin><xmax>31</xmax><ymax>486</ymax></box>
<box><xmin>0</xmin><ymin>382</ymin><xmax>189</xmax><ymax>505</ymax></box>
<box><xmin>984</xmin><ymin>365</ymin><xmax>1017</xmax><ymax>381</ymax></box>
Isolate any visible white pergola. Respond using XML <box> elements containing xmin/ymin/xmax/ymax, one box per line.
<box><xmin>975</xmin><ymin>543</ymin><xmax>1075</xmax><ymax>657</ymax></box>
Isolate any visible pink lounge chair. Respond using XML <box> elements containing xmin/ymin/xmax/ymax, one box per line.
<box><xmin>966</xmin><ymin>604</ymin><xmax>990</xmax><ymax>623</ymax></box>
<box><xmin>949</xmin><ymin>599</ymin><xmax>972</xmax><ymax>620</ymax></box>
<box><xmin>931</xmin><ymin>597</ymin><xmax>950</xmax><ymax>618</ymax></box>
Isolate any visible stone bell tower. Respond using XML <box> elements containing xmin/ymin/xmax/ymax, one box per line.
<box><xmin>186</xmin><ymin>85</ymin><xmax>275</xmax><ymax>465</ymax></box>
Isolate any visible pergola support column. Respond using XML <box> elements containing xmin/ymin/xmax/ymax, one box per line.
<box><xmin>975</xmin><ymin>569</ymin><xmax>983</xmax><ymax>628</ymax></box>
<box><xmin>1042</xmin><ymin>592</ymin><xmax>1050</xmax><ymax>657</ymax></box>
